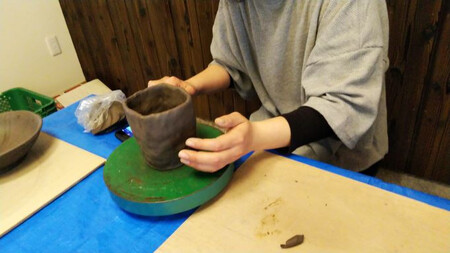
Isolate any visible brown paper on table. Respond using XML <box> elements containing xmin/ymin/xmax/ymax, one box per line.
<box><xmin>157</xmin><ymin>151</ymin><xmax>450</xmax><ymax>253</ymax></box>
<box><xmin>0</xmin><ymin>132</ymin><xmax>105</xmax><ymax>237</ymax></box>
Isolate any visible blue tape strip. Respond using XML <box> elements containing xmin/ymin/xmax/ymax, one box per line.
<box><xmin>267</xmin><ymin>150</ymin><xmax>450</xmax><ymax>211</ymax></box>
<box><xmin>41</xmin><ymin>99</ymin><xmax>122</xmax><ymax>159</ymax></box>
<box><xmin>234</xmin><ymin>150</ymin><xmax>450</xmax><ymax>211</ymax></box>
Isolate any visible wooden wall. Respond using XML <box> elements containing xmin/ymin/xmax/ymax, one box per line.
<box><xmin>59</xmin><ymin>0</ymin><xmax>449</xmax><ymax>184</ymax></box>
<box><xmin>59</xmin><ymin>0</ymin><xmax>259</xmax><ymax>121</ymax></box>
<box><xmin>384</xmin><ymin>0</ymin><xmax>449</xmax><ymax>183</ymax></box>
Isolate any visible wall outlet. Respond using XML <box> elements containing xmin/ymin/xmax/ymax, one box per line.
<box><xmin>45</xmin><ymin>36</ymin><xmax>62</xmax><ymax>56</ymax></box>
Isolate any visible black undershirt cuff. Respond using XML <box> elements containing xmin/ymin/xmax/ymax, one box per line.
<box><xmin>278</xmin><ymin>106</ymin><xmax>335</xmax><ymax>154</ymax></box>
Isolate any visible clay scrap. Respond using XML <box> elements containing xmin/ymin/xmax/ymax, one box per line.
<box><xmin>280</xmin><ymin>234</ymin><xmax>304</xmax><ymax>249</ymax></box>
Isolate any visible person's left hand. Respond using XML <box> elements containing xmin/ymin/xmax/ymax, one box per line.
<box><xmin>178</xmin><ymin>112</ymin><xmax>254</xmax><ymax>172</ymax></box>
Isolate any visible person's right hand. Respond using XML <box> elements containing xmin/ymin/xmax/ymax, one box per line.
<box><xmin>148</xmin><ymin>76</ymin><xmax>197</xmax><ymax>96</ymax></box>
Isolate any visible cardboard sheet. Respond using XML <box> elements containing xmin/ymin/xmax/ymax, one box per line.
<box><xmin>157</xmin><ymin>151</ymin><xmax>450</xmax><ymax>252</ymax></box>
<box><xmin>55</xmin><ymin>79</ymin><xmax>111</xmax><ymax>107</ymax></box>
<box><xmin>0</xmin><ymin>132</ymin><xmax>105</xmax><ymax>237</ymax></box>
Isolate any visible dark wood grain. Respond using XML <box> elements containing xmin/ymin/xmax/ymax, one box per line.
<box><xmin>90</xmin><ymin>0</ymin><xmax>129</xmax><ymax>92</ymax></box>
<box><xmin>59</xmin><ymin>1</ymin><xmax>96</xmax><ymax>80</ymax></box>
<box><xmin>60</xmin><ymin>0</ymin><xmax>449</xmax><ymax>183</ymax></box>
<box><xmin>384</xmin><ymin>0</ymin><xmax>449</xmax><ymax>183</ymax></box>
<box><xmin>169</xmin><ymin>0</ymin><xmax>211</xmax><ymax>119</ymax></box>
<box><xmin>145</xmin><ymin>0</ymin><xmax>182</xmax><ymax>78</ymax></box>
<box><xmin>125</xmin><ymin>0</ymin><xmax>163</xmax><ymax>91</ymax></box>
<box><xmin>106</xmin><ymin>0</ymin><xmax>146</xmax><ymax>94</ymax></box>
<box><xmin>409</xmin><ymin>0</ymin><xmax>450</xmax><ymax>180</ymax></box>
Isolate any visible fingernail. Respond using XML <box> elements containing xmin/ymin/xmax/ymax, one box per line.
<box><xmin>180</xmin><ymin>158</ymin><xmax>190</xmax><ymax>165</ymax></box>
<box><xmin>186</xmin><ymin>139</ymin><xmax>194</xmax><ymax>146</ymax></box>
<box><xmin>216</xmin><ymin>118</ymin><xmax>224</xmax><ymax>125</ymax></box>
<box><xmin>178</xmin><ymin>151</ymin><xmax>189</xmax><ymax>159</ymax></box>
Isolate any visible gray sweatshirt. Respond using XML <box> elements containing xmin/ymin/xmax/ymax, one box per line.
<box><xmin>210</xmin><ymin>0</ymin><xmax>389</xmax><ymax>171</ymax></box>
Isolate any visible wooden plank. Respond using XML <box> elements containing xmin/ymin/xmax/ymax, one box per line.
<box><xmin>211</xmin><ymin>0</ymin><xmax>220</xmax><ymax>19</ymax></box>
<box><xmin>59</xmin><ymin>0</ymin><xmax>96</xmax><ymax>80</ymax></box>
<box><xmin>106</xmin><ymin>0</ymin><xmax>146</xmax><ymax>95</ymax></box>
<box><xmin>169</xmin><ymin>0</ymin><xmax>204</xmax><ymax>78</ymax></box>
<box><xmin>125</xmin><ymin>0</ymin><xmax>163</xmax><ymax>94</ymax></box>
<box><xmin>222</xmin><ymin>89</ymin><xmax>235</xmax><ymax>115</ymax></box>
<box><xmin>74</xmin><ymin>0</ymin><xmax>111</xmax><ymax>84</ymax></box>
<box><xmin>384</xmin><ymin>0</ymin><xmax>442</xmax><ymax>173</ymax></box>
<box><xmin>410</xmin><ymin>0</ymin><xmax>450</xmax><ymax>182</ymax></box>
<box><xmin>434</xmin><ymin>105</ymin><xmax>450</xmax><ymax>181</ymax></box>
<box><xmin>0</xmin><ymin>133</ymin><xmax>105</xmax><ymax>237</ymax></box>
<box><xmin>145</xmin><ymin>0</ymin><xmax>181</xmax><ymax>77</ymax></box>
<box><xmin>208</xmin><ymin>93</ymin><xmax>225</xmax><ymax>120</ymax></box>
<box><xmin>157</xmin><ymin>151</ymin><xmax>450</xmax><ymax>252</ymax></box>
<box><xmin>89</xmin><ymin>0</ymin><xmax>129</xmax><ymax>92</ymax></box>
<box><xmin>194</xmin><ymin>0</ymin><xmax>216</xmax><ymax>68</ymax></box>
<box><xmin>192</xmin><ymin>95</ymin><xmax>211</xmax><ymax>120</ymax></box>
<box><xmin>232</xmin><ymin>90</ymin><xmax>247</xmax><ymax>116</ymax></box>
<box><xmin>170</xmin><ymin>0</ymin><xmax>211</xmax><ymax>119</ymax></box>
<box><xmin>194</xmin><ymin>0</ymin><xmax>220</xmax><ymax>121</ymax></box>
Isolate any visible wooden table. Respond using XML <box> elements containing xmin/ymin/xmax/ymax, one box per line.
<box><xmin>0</xmin><ymin>100</ymin><xmax>449</xmax><ymax>252</ymax></box>
<box><xmin>157</xmin><ymin>151</ymin><xmax>450</xmax><ymax>252</ymax></box>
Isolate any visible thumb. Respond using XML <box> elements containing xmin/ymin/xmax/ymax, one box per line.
<box><xmin>215</xmin><ymin>112</ymin><xmax>247</xmax><ymax>129</ymax></box>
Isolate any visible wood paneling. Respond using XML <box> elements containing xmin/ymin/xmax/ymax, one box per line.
<box><xmin>384</xmin><ymin>0</ymin><xmax>449</xmax><ymax>182</ymax></box>
<box><xmin>409</xmin><ymin>0</ymin><xmax>450</xmax><ymax>181</ymax></box>
<box><xmin>60</xmin><ymin>0</ymin><xmax>449</xmax><ymax>183</ymax></box>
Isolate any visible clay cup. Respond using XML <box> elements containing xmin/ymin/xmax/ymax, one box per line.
<box><xmin>123</xmin><ymin>84</ymin><xmax>196</xmax><ymax>170</ymax></box>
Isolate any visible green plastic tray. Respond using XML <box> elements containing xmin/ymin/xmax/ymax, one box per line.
<box><xmin>103</xmin><ymin>122</ymin><xmax>234</xmax><ymax>216</ymax></box>
<box><xmin>0</xmin><ymin>87</ymin><xmax>56</xmax><ymax>117</ymax></box>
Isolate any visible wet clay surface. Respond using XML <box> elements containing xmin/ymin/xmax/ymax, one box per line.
<box><xmin>123</xmin><ymin>84</ymin><xmax>196</xmax><ymax>170</ymax></box>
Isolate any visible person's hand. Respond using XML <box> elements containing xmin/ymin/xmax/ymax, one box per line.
<box><xmin>148</xmin><ymin>76</ymin><xmax>197</xmax><ymax>95</ymax></box>
<box><xmin>178</xmin><ymin>112</ymin><xmax>255</xmax><ymax>172</ymax></box>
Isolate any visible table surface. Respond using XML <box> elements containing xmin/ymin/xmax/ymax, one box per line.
<box><xmin>1</xmin><ymin>100</ymin><xmax>449</xmax><ymax>252</ymax></box>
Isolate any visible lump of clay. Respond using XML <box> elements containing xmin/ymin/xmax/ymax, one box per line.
<box><xmin>280</xmin><ymin>234</ymin><xmax>304</xmax><ymax>249</ymax></box>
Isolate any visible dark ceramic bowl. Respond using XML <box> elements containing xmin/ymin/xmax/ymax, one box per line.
<box><xmin>0</xmin><ymin>110</ymin><xmax>42</xmax><ymax>172</ymax></box>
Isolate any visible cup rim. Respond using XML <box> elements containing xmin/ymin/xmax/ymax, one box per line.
<box><xmin>123</xmin><ymin>83</ymin><xmax>192</xmax><ymax>117</ymax></box>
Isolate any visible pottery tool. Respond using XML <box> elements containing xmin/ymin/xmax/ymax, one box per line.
<box><xmin>103</xmin><ymin>123</ymin><xmax>234</xmax><ymax>216</ymax></box>
<box><xmin>156</xmin><ymin>151</ymin><xmax>450</xmax><ymax>252</ymax></box>
<box><xmin>0</xmin><ymin>132</ymin><xmax>105</xmax><ymax>237</ymax></box>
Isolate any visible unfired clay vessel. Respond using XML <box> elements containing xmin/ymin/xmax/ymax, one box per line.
<box><xmin>123</xmin><ymin>84</ymin><xmax>196</xmax><ymax>170</ymax></box>
<box><xmin>0</xmin><ymin>110</ymin><xmax>42</xmax><ymax>172</ymax></box>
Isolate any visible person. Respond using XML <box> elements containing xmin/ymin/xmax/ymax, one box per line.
<box><xmin>148</xmin><ymin>0</ymin><xmax>389</xmax><ymax>174</ymax></box>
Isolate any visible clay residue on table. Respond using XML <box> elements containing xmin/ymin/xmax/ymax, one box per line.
<box><xmin>264</xmin><ymin>197</ymin><xmax>282</xmax><ymax>210</ymax></box>
<box><xmin>256</xmin><ymin>197</ymin><xmax>284</xmax><ymax>238</ymax></box>
<box><xmin>256</xmin><ymin>213</ymin><xmax>282</xmax><ymax>238</ymax></box>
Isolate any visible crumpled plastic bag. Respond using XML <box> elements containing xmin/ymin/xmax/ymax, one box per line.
<box><xmin>75</xmin><ymin>90</ymin><xmax>126</xmax><ymax>134</ymax></box>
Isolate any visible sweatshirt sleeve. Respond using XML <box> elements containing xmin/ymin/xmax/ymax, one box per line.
<box><xmin>209</xmin><ymin>0</ymin><xmax>257</xmax><ymax>100</ymax></box>
<box><xmin>302</xmin><ymin>0</ymin><xmax>389</xmax><ymax>149</ymax></box>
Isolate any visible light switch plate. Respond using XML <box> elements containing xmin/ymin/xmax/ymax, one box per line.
<box><xmin>45</xmin><ymin>35</ymin><xmax>62</xmax><ymax>56</ymax></box>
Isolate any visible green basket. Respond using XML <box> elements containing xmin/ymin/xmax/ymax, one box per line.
<box><xmin>0</xmin><ymin>87</ymin><xmax>57</xmax><ymax>117</ymax></box>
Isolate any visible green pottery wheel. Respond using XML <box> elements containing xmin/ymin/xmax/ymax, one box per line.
<box><xmin>103</xmin><ymin>123</ymin><xmax>234</xmax><ymax>216</ymax></box>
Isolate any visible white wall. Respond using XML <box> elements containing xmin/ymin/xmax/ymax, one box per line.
<box><xmin>0</xmin><ymin>0</ymin><xmax>85</xmax><ymax>97</ymax></box>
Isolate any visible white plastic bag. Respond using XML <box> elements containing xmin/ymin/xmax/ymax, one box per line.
<box><xmin>75</xmin><ymin>90</ymin><xmax>126</xmax><ymax>133</ymax></box>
